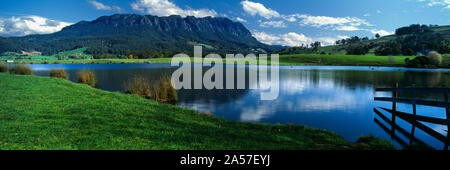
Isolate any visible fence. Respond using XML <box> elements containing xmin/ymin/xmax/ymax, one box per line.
<box><xmin>374</xmin><ymin>83</ymin><xmax>450</xmax><ymax>150</ymax></box>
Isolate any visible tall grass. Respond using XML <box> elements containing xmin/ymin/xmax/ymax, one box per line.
<box><xmin>9</xmin><ymin>65</ymin><xmax>33</xmax><ymax>75</ymax></box>
<box><xmin>125</xmin><ymin>76</ymin><xmax>152</xmax><ymax>99</ymax></box>
<box><xmin>125</xmin><ymin>75</ymin><xmax>178</xmax><ymax>104</ymax></box>
<box><xmin>49</xmin><ymin>68</ymin><xmax>68</xmax><ymax>79</ymax></box>
<box><xmin>0</xmin><ymin>64</ymin><xmax>7</xmax><ymax>73</ymax></box>
<box><xmin>153</xmin><ymin>76</ymin><xmax>178</xmax><ymax>104</ymax></box>
<box><xmin>77</xmin><ymin>70</ymin><xmax>98</xmax><ymax>88</ymax></box>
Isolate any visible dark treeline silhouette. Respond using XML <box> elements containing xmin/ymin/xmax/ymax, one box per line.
<box><xmin>335</xmin><ymin>36</ymin><xmax>370</xmax><ymax>45</ymax></box>
<box><xmin>395</xmin><ymin>24</ymin><xmax>438</xmax><ymax>35</ymax></box>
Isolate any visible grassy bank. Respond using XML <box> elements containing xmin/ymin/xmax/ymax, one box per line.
<box><xmin>278</xmin><ymin>54</ymin><xmax>413</xmax><ymax>66</ymax></box>
<box><xmin>0</xmin><ymin>73</ymin><xmax>393</xmax><ymax>150</ymax></box>
<box><xmin>2</xmin><ymin>54</ymin><xmax>440</xmax><ymax>67</ymax></box>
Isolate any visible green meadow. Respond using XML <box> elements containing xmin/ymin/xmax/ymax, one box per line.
<box><xmin>0</xmin><ymin>47</ymin><xmax>93</xmax><ymax>62</ymax></box>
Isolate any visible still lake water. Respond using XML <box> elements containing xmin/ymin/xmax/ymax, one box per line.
<box><xmin>29</xmin><ymin>64</ymin><xmax>450</xmax><ymax>149</ymax></box>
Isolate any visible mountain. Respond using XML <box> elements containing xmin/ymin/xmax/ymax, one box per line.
<box><xmin>1</xmin><ymin>14</ymin><xmax>276</xmax><ymax>57</ymax></box>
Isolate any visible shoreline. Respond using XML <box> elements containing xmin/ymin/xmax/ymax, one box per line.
<box><xmin>2</xmin><ymin>53</ymin><xmax>448</xmax><ymax>68</ymax></box>
<box><xmin>2</xmin><ymin>60</ymin><xmax>449</xmax><ymax>70</ymax></box>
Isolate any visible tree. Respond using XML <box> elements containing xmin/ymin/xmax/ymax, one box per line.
<box><xmin>346</xmin><ymin>45</ymin><xmax>369</xmax><ymax>55</ymax></box>
<box><xmin>395</xmin><ymin>24</ymin><xmax>434</xmax><ymax>35</ymax></box>
<box><xmin>402</xmin><ymin>48</ymin><xmax>415</xmax><ymax>56</ymax></box>
<box><xmin>310</xmin><ymin>41</ymin><xmax>321</xmax><ymax>52</ymax></box>
<box><xmin>375</xmin><ymin>33</ymin><xmax>381</xmax><ymax>39</ymax></box>
<box><xmin>126</xmin><ymin>54</ymin><xmax>134</xmax><ymax>59</ymax></box>
<box><xmin>374</xmin><ymin>42</ymin><xmax>402</xmax><ymax>56</ymax></box>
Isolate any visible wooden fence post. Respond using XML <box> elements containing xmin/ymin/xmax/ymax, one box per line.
<box><xmin>410</xmin><ymin>84</ymin><xmax>417</xmax><ymax>145</ymax></box>
<box><xmin>393</xmin><ymin>82</ymin><xmax>399</xmax><ymax>112</ymax></box>
<box><xmin>391</xmin><ymin>82</ymin><xmax>399</xmax><ymax>139</ymax></box>
<box><xmin>445</xmin><ymin>92</ymin><xmax>449</xmax><ymax>150</ymax></box>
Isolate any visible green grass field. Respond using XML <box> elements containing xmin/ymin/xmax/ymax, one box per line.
<box><xmin>277</xmin><ymin>54</ymin><xmax>412</xmax><ymax>66</ymax></box>
<box><xmin>0</xmin><ymin>47</ymin><xmax>93</xmax><ymax>62</ymax></box>
<box><xmin>0</xmin><ymin>73</ymin><xmax>394</xmax><ymax>150</ymax></box>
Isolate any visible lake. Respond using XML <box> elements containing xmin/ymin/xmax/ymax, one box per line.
<box><xmin>29</xmin><ymin>64</ymin><xmax>450</xmax><ymax>149</ymax></box>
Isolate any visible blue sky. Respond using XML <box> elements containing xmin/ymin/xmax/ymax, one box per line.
<box><xmin>0</xmin><ymin>0</ymin><xmax>449</xmax><ymax>46</ymax></box>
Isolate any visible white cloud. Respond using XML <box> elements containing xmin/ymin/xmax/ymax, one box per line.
<box><xmin>335</xmin><ymin>25</ymin><xmax>360</xmax><ymax>31</ymax></box>
<box><xmin>296</xmin><ymin>14</ymin><xmax>371</xmax><ymax>29</ymax></box>
<box><xmin>239</xmin><ymin>1</ymin><xmax>375</xmax><ymax>32</ymax></box>
<box><xmin>241</xmin><ymin>0</ymin><xmax>280</xmax><ymax>19</ymax></box>
<box><xmin>252</xmin><ymin>31</ymin><xmax>344</xmax><ymax>47</ymax></box>
<box><xmin>282</xmin><ymin>15</ymin><xmax>297</xmax><ymax>22</ymax></box>
<box><xmin>89</xmin><ymin>0</ymin><xmax>122</xmax><ymax>11</ymax></box>
<box><xmin>252</xmin><ymin>31</ymin><xmax>311</xmax><ymax>47</ymax></box>
<box><xmin>131</xmin><ymin>0</ymin><xmax>217</xmax><ymax>17</ymax></box>
<box><xmin>363</xmin><ymin>13</ymin><xmax>371</xmax><ymax>17</ymax></box>
<box><xmin>369</xmin><ymin>29</ymin><xmax>394</xmax><ymax>36</ymax></box>
<box><xmin>337</xmin><ymin>35</ymin><xmax>350</xmax><ymax>40</ymax></box>
<box><xmin>418</xmin><ymin>0</ymin><xmax>450</xmax><ymax>8</ymax></box>
<box><xmin>314</xmin><ymin>37</ymin><xmax>341</xmax><ymax>45</ymax></box>
<box><xmin>0</xmin><ymin>16</ymin><xmax>72</xmax><ymax>37</ymax></box>
<box><xmin>235</xmin><ymin>17</ymin><xmax>247</xmax><ymax>23</ymax></box>
<box><xmin>259</xmin><ymin>20</ymin><xmax>287</xmax><ymax>28</ymax></box>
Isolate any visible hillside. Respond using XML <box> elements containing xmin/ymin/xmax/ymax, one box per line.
<box><xmin>0</xmin><ymin>47</ymin><xmax>93</xmax><ymax>62</ymax></box>
<box><xmin>0</xmin><ymin>14</ymin><xmax>276</xmax><ymax>57</ymax></box>
<box><xmin>0</xmin><ymin>73</ymin><xmax>395</xmax><ymax>150</ymax></box>
<box><xmin>281</xmin><ymin>25</ymin><xmax>450</xmax><ymax>56</ymax></box>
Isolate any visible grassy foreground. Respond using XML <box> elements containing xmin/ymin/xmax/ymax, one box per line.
<box><xmin>2</xmin><ymin>54</ymin><xmax>438</xmax><ymax>67</ymax></box>
<box><xmin>0</xmin><ymin>73</ymin><xmax>394</xmax><ymax>150</ymax></box>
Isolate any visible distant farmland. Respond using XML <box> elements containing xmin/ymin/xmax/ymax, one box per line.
<box><xmin>0</xmin><ymin>47</ymin><xmax>93</xmax><ymax>62</ymax></box>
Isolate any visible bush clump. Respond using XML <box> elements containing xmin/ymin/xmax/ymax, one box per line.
<box><xmin>153</xmin><ymin>76</ymin><xmax>178</xmax><ymax>104</ymax></box>
<box><xmin>9</xmin><ymin>65</ymin><xmax>33</xmax><ymax>75</ymax></box>
<box><xmin>77</xmin><ymin>70</ymin><xmax>98</xmax><ymax>88</ymax></box>
<box><xmin>125</xmin><ymin>75</ymin><xmax>178</xmax><ymax>104</ymax></box>
<box><xmin>406</xmin><ymin>51</ymin><xmax>443</xmax><ymax>68</ymax></box>
<box><xmin>49</xmin><ymin>68</ymin><xmax>68</xmax><ymax>79</ymax></box>
<box><xmin>426</xmin><ymin>51</ymin><xmax>442</xmax><ymax>66</ymax></box>
<box><xmin>0</xmin><ymin>64</ymin><xmax>8</xmax><ymax>73</ymax></box>
<box><xmin>125</xmin><ymin>76</ymin><xmax>152</xmax><ymax>99</ymax></box>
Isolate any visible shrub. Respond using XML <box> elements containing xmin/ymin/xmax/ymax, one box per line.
<box><xmin>426</xmin><ymin>51</ymin><xmax>442</xmax><ymax>66</ymax></box>
<box><xmin>153</xmin><ymin>76</ymin><xmax>178</xmax><ymax>104</ymax></box>
<box><xmin>205</xmin><ymin>111</ymin><xmax>213</xmax><ymax>116</ymax></box>
<box><xmin>9</xmin><ymin>65</ymin><xmax>33</xmax><ymax>75</ymax></box>
<box><xmin>406</xmin><ymin>56</ymin><xmax>431</xmax><ymax>68</ymax></box>
<box><xmin>77</xmin><ymin>70</ymin><xmax>98</xmax><ymax>88</ymax></box>
<box><xmin>125</xmin><ymin>76</ymin><xmax>152</xmax><ymax>99</ymax></box>
<box><xmin>404</xmin><ymin>58</ymin><xmax>410</xmax><ymax>65</ymax></box>
<box><xmin>0</xmin><ymin>64</ymin><xmax>8</xmax><ymax>73</ymax></box>
<box><xmin>49</xmin><ymin>68</ymin><xmax>68</xmax><ymax>79</ymax></box>
<box><xmin>125</xmin><ymin>75</ymin><xmax>178</xmax><ymax>104</ymax></box>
